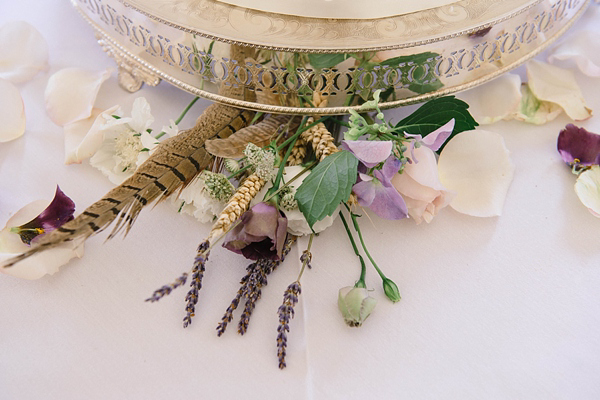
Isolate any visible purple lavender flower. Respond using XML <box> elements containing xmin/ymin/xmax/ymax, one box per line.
<box><xmin>341</xmin><ymin>140</ymin><xmax>408</xmax><ymax>220</ymax></box>
<box><xmin>223</xmin><ymin>202</ymin><xmax>288</xmax><ymax>261</ymax></box>
<box><xmin>11</xmin><ymin>186</ymin><xmax>75</xmax><ymax>245</ymax></box>
<box><xmin>557</xmin><ymin>124</ymin><xmax>600</xmax><ymax>167</ymax></box>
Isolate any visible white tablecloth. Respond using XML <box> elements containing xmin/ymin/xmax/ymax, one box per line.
<box><xmin>1</xmin><ymin>1</ymin><xmax>600</xmax><ymax>399</ymax></box>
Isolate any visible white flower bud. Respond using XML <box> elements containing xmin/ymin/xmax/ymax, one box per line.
<box><xmin>338</xmin><ymin>286</ymin><xmax>377</xmax><ymax>327</ymax></box>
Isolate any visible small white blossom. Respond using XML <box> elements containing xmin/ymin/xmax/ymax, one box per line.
<box><xmin>243</xmin><ymin>143</ymin><xmax>276</xmax><ymax>181</ymax></box>
<box><xmin>174</xmin><ymin>172</ymin><xmax>227</xmax><ymax>223</ymax></box>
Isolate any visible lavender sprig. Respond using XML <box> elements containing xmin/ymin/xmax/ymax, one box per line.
<box><xmin>145</xmin><ymin>272</ymin><xmax>189</xmax><ymax>302</ymax></box>
<box><xmin>276</xmin><ymin>235</ymin><xmax>313</xmax><ymax>369</ymax></box>
<box><xmin>183</xmin><ymin>240</ymin><xmax>210</xmax><ymax>328</ymax></box>
<box><xmin>216</xmin><ymin>236</ymin><xmax>297</xmax><ymax>336</ymax></box>
<box><xmin>277</xmin><ymin>281</ymin><xmax>301</xmax><ymax>370</ymax></box>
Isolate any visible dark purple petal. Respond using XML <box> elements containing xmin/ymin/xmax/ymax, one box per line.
<box><xmin>14</xmin><ymin>186</ymin><xmax>75</xmax><ymax>245</ymax></box>
<box><xmin>341</xmin><ymin>140</ymin><xmax>393</xmax><ymax>168</ymax></box>
<box><xmin>223</xmin><ymin>202</ymin><xmax>288</xmax><ymax>261</ymax></box>
<box><xmin>557</xmin><ymin>124</ymin><xmax>600</xmax><ymax>166</ymax></box>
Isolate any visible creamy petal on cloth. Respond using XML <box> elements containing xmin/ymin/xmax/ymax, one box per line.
<box><xmin>0</xmin><ymin>200</ymin><xmax>84</xmax><ymax>280</ymax></box>
<box><xmin>0</xmin><ymin>21</ymin><xmax>49</xmax><ymax>83</ymax></box>
<box><xmin>457</xmin><ymin>73</ymin><xmax>522</xmax><ymax>125</ymax></box>
<box><xmin>0</xmin><ymin>78</ymin><xmax>26</xmax><ymax>142</ymax></box>
<box><xmin>513</xmin><ymin>84</ymin><xmax>563</xmax><ymax>125</ymax></box>
<box><xmin>527</xmin><ymin>60</ymin><xmax>592</xmax><ymax>121</ymax></box>
<box><xmin>549</xmin><ymin>30</ymin><xmax>600</xmax><ymax>77</ymax></box>
<box><xmin>45</xmin><ymin>67</ymin><xmax>112</xmax><ymax>126</ymax></box>
<box><xmin>575</xmin><ymin>166</ymin><xmax>600</xmax><ymax>218</ymax></box>
<box><xmin>391</xmin><ymin>146</ymin><xmax>454</xmax><ymax>224</ymax></box>
<box><xmin>438</xmin><ymin>129</ymin><xmax>515</xmax><ymax>217</ymax></box>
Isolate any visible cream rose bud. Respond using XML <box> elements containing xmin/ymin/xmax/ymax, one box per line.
<box><xmin>338</xmin><ymin>286</ymin><xmax>377</xmax><ymax>327</ymax></box>
<box><xmin>391</xmin><ymin>145</ymin><xmax>454</xmax><ymax>224</ymax></box>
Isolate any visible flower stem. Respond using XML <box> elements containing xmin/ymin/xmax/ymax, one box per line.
<box><xmin>296</xmin><ymin>234</ymin><xmax>314</xmax><ymax>282</ymax></box>
<box><xmin>227</xmin><ymin>164</ymin><xmax>252</xmax><ymax>180</ymax></box>
<box><xmin>154</xmin><ymin>96</ymin><xmax>200</xmax><ymax>140</ymax></box>
<box><xmin>338</xmin><ymin>211</ymin><xmax>366</xmax><ymax>288</ymax></box>
<box><xmin>175</xmin><ymin>96</ymin><xmax>200</xmax><ymax>125</ymax></box>
<box><xmin>343</xmin><ymin>203</ymin><xmax>387</xmax><ymax>281</ymax></box>
<box><xmin>263</xmin><ymin>161</ymin><xmax>317</xmax><ymax>204</ymax></box>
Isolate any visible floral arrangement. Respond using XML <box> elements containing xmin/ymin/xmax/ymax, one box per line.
<box><xmin>1</xmin><ymin>12</ymin><xmax>599</xmax><ymax>369</ymax></box>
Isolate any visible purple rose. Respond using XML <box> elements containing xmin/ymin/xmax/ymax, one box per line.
<box><xmin>223</xmin><ymin>202</ymin><xmax>288</xmax><ymax>260</ymax></box>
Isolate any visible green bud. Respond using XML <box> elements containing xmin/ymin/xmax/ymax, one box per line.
<box><xmin>382</xmin><ymin>278</ymin><xmax>401</xmax><ymax>303</ymax></box>
<box><xmin>338</xmin><ymin>286</ymin><xmax>377</xmax><ymax>327</ymax></box>
<box><xmin>376</xmin><ymin>112</ymin><xmax>384</xmax><ymax>120</ymax></box>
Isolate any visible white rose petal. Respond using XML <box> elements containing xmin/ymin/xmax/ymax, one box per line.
<box><xmin>0</xmin><ymin>200</ymin><xmax>84</xmax><ymax>280</ymax></box>
<box><xmin>574</xmin><ymin>166</ymin><xmax>600</xmax><ymax>218</ymax></box>
<box><xmin>512</xmin><ymin>84</ymin><xmax>563</xmax><ymax>125</ymax></box>
<box><xmin>0</xmin><ymin>78</ymin><xmax>26</xmax><ymax>142</ymax></box>
<box><xmin>527</xmin><ymin>60</ymin><xmax>592</xmax><ymax>121</ymax></box>
<box><xmin>548</xmin><ymin>30</ymin><xmax>600</xmax><ymax>77</ymax></box>
<box><xmin>45</xmin><ymin>67</ymin><xmax>111</xmax><ymax>126</ymax></box>
<box><xmin>438</xmin><ymin>129</ymin><xmax>515</xmax><ymax>217</ymax></box>
<box><xmin>457</xmin><ymin>73</ymin><xmax>522</xmax><ymax>125</ymax></box>
<box><xmin>0</xmin><ymin>21</ymin><xmax>49</xmax><ymax>83</ymax></box>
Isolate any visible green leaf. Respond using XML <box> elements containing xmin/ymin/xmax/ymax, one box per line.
<box><xmin>308</xmin><ymin>53</ymin><xmax>349</xmax><ymax>69</ymax></box>
<box><xmin>381</xmin><ymin>52</ymin><xmax>443</xmax><ymax>95</ymax></box>
<box><xmin>295</xmin><ymin>151</ymin><xmax>358</xmax><ymax>228</ymax></box>
<box><xmin>394</xmin><ymin>96</ymin><xmax>478</xmax><ymax>146</ymax></box>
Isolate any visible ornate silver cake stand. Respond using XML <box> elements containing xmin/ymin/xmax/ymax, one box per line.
<box><xmin>72</xmin><ymin>0</ymin><xmax>590</xmax><ymax>114</ymax></box>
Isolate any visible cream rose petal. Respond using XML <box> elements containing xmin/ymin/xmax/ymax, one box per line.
<box><xmin>548</xmin><ymin>30</ymin><xmax>600</xmax><ymax>77</ymax></box>
<box><xmin>438</xmin><ymin>129</ymin><xmax>515</xmax><ymax>217</ymax></box>
<box><xmin>574</xmin><ymin>166</ymin><xmax>600</xmax><ymax>218</ymax></box>
<box><xmin>45</xmin><ymin>67</ymin><xmax>112</xmax><ymax>126</ymax></box>
<box><xmin>457</xmin><ymin>73</ymin><xmax>522</xmax><ymax>125</ymax></box>
<box><xmin>527</xmin><ymin>60</ymin><xmax>592</xmax><ymax>121</ymax></box>
<box><xmin>0</xmin><ymin>21</ymin><xmax>49</xmax><ymax>83</ymax></box>
<box><xmin>0</xmin><ymin>200</ymin><xmax>84</xmax><ymax>280</ymax></box>
<box><xmin>0</xmin><ymin>78</ymin><xmax>26</xmax><ymax>142</ymax></box>
<box><xmin>63</xmin><ymin>105</ymin><xmax>120</xmax><ymax>164</ymax></box>
<box><xmin>512</xmin><ymin>84</ymin><xmax>563</xmax><ymax>125</ymax></box>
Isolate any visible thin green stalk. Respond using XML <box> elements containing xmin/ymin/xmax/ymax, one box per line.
<box><xmin>338</xmin><ymin>211</ymin><xmax>366</xmax><ymax>287</ymax></box>
<box><xmin>263</xmin><ymin>161</ymin><xmax>317</xmax><ymax>204</ymax></box>
<box><xmin>343</xmin><ymin>203</ymin><xmax>386</xmax><ymax>281</ymax></box>
<box><xmin>250</xmin><ymin>112</ymin><xmax>264</xmax><ymax>125</ymax></box>
<box><xmin>277</xmin><ymin>116</ymin><xmax>328</xmax><ymax>151</ymax></box>
<box><xmin>227</xmin><ymin>164</ymin><xmax>252</xmax><ymax>180</ymax></box>
<box><xmin>154</xmin><ymin>96</ymin><xmax>200</xmax><ymax>140</ymax></box>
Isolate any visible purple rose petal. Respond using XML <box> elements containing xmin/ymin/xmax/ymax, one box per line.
<box><xmin>557</xmin><ymin>124</ymin><xmax>600</xmax><ymax>166</ymax></box>
<box><xmin>405</xmin><ymin>119</ymin><xmax>455</xmax><ymax>152</ymax></box>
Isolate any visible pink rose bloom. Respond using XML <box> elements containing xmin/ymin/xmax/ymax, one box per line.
<box><xmin>391</xmin><ymin>146</ymin><xmax>455</xmax><ymax>224</ymax></box>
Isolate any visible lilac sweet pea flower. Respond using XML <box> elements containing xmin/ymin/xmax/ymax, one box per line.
<box><xmin>557</xmin><ymin>124</ymin><xmax>600</xmax><ymax>167</ymax></box>
<box><xmin>223</xmin><ymin>202</ymin><xmax>288</xmax><ymax>260</ymax></box>
<box><xmin>342</xmin><ymin>140</ymin><xmax>408</xmax><ymax>220</ymax></box>
<box><xmin>404</xmin><ymin>119</ymin><xmax>455</xmax><ymax>163</ymax></box>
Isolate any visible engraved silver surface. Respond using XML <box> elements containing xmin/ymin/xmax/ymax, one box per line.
<box><xmin>73</xmin><ymin>0</ymin><xmax>590</xmax><ymax>114</ymax></box>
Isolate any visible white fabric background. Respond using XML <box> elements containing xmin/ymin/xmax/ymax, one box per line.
<box><xmin>1</xmin><ymin>1</ymin><xmax>600</xmax><ymax>399</ymax></box>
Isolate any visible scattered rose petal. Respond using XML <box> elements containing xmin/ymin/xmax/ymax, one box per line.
<box><xmin>457</xmin><ymin>74</ymin><xmax>522</xmax><ymax>125</ymax></box>
<box><xmin>574</xmin><ymin>166</ymin><xmax>600</xmax><ymax>217</ymax></box>
<box><xmin>513</xmin><ymin>84</ymin><xmax>563</xmax><ymax>125</ymax></box>
<box><xmin>557</xmin><ymin>124</ymin><xmax>600</xmax><ymax>167</ymax></box>
<box><xmin>527</xmin><ymin>60</ymin><xmax>592</xmax><ymax>121</ymax></box>
<box><xmin>548</xmin><ymin>30</ymin><xmax>600</xmax><ymax>77</ymax></box>
<box><xmin>45</xmin><ymin>67</ymin><xmax>111</xmax><ymax>126</ymax></box>
<box><xmin>0</xmin><ymin>78</ymin><xmax>26</xmax><ymax>142</ymax></box>
<box><xmin>438</xmin><ymin>129</ymin><xmax>515</xmax><ymax>217</ymax></box>
<box><xmin>392</xmin><ymin>146</ymin><xmax>454</xmax><ymax>224</ymax></box>
<box><xmin>0</xmin><ymin>194</ymin><xmax>84</xmax><ymax>280</ymax></box>
<box><xmin>63</xmin><ymin>105</ymin><xmax>120</xmax><ymax>164</ymax></box>
<box><xmin>0</xmin><ymin>21</ymin><xmax>49</xmax><ymax>83</ymax></box>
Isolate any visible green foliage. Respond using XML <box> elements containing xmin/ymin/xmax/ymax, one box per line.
<box><xmin>295</xmin><ymin>151</ymin><xmax>358</xmax><ymax>229</ymax></box>
<box><xmin>394</xmin><ymin>96</ymin><xmax>478</xmax><ymax>144</ymax></box>
<box><xmin>308</xmin><ymin>53</ymin><xmax>349</xmax><ymax>69</ymax></box>
<box><xmin>380</xmin><ymin>52</ymin><xmax>443</xmax><ymax>95</ymax></box>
